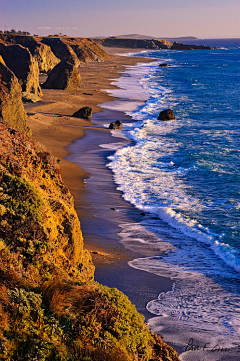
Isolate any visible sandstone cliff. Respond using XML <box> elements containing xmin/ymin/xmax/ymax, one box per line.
<box><xmin>41</xmin><ymin>36</ymin><xmax>110</xmax><ymax>63</ymax></box>
<box><xmin>65</xmin><ymin>37</ymin><xmax>110</xmax><ymax>62</ymax></box>
<box><xmin>0</xmin><ymin>122</ymin><xmax>179</xmax><ymax>361</ymax></box>
<box><xmin>0</xmin><ymin>43</ymin><xmax>42</xmax><ymax>97</ymax></box>
<box><xmin>0</xmin><ymin>122</ymin><xmax>94</xmax><ymax>285</ymax></box>
<box><xmin>0</xmin><ymin>62</ymin><xmax>29</xmax><ymax>132</ymax></box>
<box><xmin>41</xmin><ymin>37</ymin><xmax>80</xmax><ymax>64</ymax></box>
<box><xmin>0</xmin><ymin>34</ymin><xmax>60</xmax><ymax>73</ymax></box>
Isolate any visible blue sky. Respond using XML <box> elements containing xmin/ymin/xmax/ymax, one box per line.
<box><xmin>1</xmin><ymin>0</ymin><xmax>239</xmax><ymax>38</ymax></box>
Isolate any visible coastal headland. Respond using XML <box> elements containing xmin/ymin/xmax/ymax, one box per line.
<box><xmin>0</xmin><ymin>33</ymin><xmax>209</xmax><ymax>359</ymax></box>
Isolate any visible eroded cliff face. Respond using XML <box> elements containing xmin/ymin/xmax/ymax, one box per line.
<box><xmin>0</xmin><ymin>122</ymin><xmax>94</xmax><ymax>287</ymax></box>
<box><xmin>0</xmin><ymin>62</ymin><xmax>29</xmax><ymax>133</ymax></box>
<box><xmin>0</xmin><ymin>43</ymin><xmax>42</xmax><ymax>97</ymax></box>
<box><xmin>42</xmin><ymin>55</ymin><xmax>81</xmax><ymax>90</ymax></box>
<box><xmin>65</xmin><ymin>37</ymin><xmax>110</xmax><ymax>62</ymax></box>
<box><xmin>0</xmin><ymin>34</ymin><xmax>60</xmax><ymax>73</ymax></box>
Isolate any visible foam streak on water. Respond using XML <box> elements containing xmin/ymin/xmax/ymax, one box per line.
<box><xmin>100</xmin><ymin>40</ymin><xmax>240</xmax><ymax>358</ymax></box>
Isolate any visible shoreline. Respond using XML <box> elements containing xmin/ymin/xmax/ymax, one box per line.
<box><xmin>27</xmin><ymin>47</ymin><xmax>173</xmax><ymax>321</ymax></box>
<box><xmin>25</xmin><ymin>43</ymin><xmax>240</xmax><ymax>360</ymax></box>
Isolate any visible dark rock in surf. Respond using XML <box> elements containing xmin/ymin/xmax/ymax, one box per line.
<box><xmin>159</xmin><ymin>63</ymin><xmax>169</xmax><ymax>67</ymax></box>
<box><xmin>72</xmin><ymin>106</ymin><xmax>92</xmax><ymax>120</ymax></box>
<box><xmin>157</xmin><ymin>109</ymin><xmax>175</xmax><ymax>121</ymax></box>
<box><xmin>109</xmin><ymin>120</ymin><xmax>123</xmax><ymax>130</ymax></box>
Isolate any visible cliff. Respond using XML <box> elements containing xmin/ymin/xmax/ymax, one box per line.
<box><xmin>0</xmin><ymin>122</ymin><xmax>179</xmax><ymax>361</ymax></box>
<box><xmin>94</xmin><ymin>37</ymin><xmax>215</xmax><ymax>50</ymax></box>
<box><xmin>38</xmin><ymin>36</ymin><xmax>110</xmax><ymax>64</ymax></box>
<box><xmin>0</xmin><ymin>62</ymin><xmax>29</xmax><ymax>133</ymax></box>
<box><xmin>0</xmin><ymin>34</ymin><xmax>110</xmax><ymax>73</ymax></box>
<box><xmin>0</xmin><ymin>43</ymin><xmax>42</xmax><ymax>97</ymax></box>
<box><xmin>0</xmin><ymin>34</ymin><xmax>60</xmax><ymax>73</ymax></box>
<box><xmin>0</xmin><ymin>121</ymin><xmax>94</xmax><ymax>285</ymax></box>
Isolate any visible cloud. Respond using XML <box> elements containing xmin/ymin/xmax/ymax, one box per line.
<box><xmin>37</xmin><ymin>27</ymin><xmax>54</xmax><ymax>30</ymax></box>
<box><xmin>37</xmin><ymin>26</ymin><xmax>78</xmax><ymax>30</ymax></box>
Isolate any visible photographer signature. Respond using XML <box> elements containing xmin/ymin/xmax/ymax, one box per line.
<box><xmin>185</xmin><ymin>338</ymin><xmax>239</xmax><ymax>353</ymax></box>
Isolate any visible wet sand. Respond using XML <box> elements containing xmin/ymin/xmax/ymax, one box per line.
<box><xmin>26</xmin><ymin>47</ymin><xmax>173</xmax><ymax>320</ymax></box>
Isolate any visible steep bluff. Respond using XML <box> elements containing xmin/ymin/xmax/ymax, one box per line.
<box><xmin>0</xmin><ymin>122</ymin><xmax>179</xmax><ymax>361</ymax></box>
<box><xmin>0</xmin><ymin>122</ymin><xmax>94</xmax><ymax>285</ymax></box>
<box><xmin>0</xmin><ymin>43</ymin><xmax>42</xmax><ymax>97</ymax></box>
<box><xmin>0</xmin><ymin>34</ymin><xmax>60</xmax><ymax>73</ymax></box>
<box><xmin>0</xmin><ymin>62</ymin><xmax>29</xmax><ymax>132</ymax></box>
<box><xmin>65</xmin><ymin>37</ymin><xmax>110</xmax><ymax>62</ymax></box>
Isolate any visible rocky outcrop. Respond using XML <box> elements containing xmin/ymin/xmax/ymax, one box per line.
<box><xmin>158</xmin><ymin>109</ymin><xmax>175</xmax><ymax>121</ymax></box>
<box><xmin>0</xmin><ymin>62</ymin><xmax>29</xmax><ymax>132</ymax></box>
<box><xmin>109</xmin><ymin>120</ymin><xmax>123</xmax><ymax>129</ymax></box>
<box><xmin>42</xmin><ymin>55</ymin><xmax>81</xmax><ymax>90</ymax></box>
<box><xmin>0</xmin><ymin>34</ymin><xmax>60</xmax><ymax>73</ymax></box>
<box><xmin>0</xmin><ymin>43</ymin><xmax>42</xmax><ymax>96</ymax></box>
<box><xmin>72</xmin><ymin>106</ymin><xmax>92</xmax><ymax>120</ymax></box>
<box><xmin>94</xmin><ymin>37</ymin><xmax>215</xmax><ymax>50</ymax></box>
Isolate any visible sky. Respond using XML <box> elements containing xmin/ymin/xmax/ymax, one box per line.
<box><xmin>1</xmin><ymin>0</ymin><xmax>239</xmax><ymax>39</ymax></box>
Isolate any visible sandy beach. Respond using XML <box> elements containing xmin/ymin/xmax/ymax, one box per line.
<box><xmin>26</xmin><ymin>47</ymin><xmax>173</xmax><ymax>321</ymax></box>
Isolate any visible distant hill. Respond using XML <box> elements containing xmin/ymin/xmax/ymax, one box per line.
<box><xmin>93</xmin><ymin>34</ymin><xmax>198</xmax><ymax>41</ymax></box>
<box><xmin>116</xmin><ymin>34</ymin><xmax>155</xmax><ymax>39</ymax></box>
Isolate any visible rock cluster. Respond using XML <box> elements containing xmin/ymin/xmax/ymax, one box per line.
<box><xmin>0</xmin><ymin>34</ymin><xmax>110</xmax><ymax>93</ymax></box>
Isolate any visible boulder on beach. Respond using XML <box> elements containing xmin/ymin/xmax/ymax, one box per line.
<box><xmin>0</xmin><ymin>62</ymin><xmax>29</xmax><ymax>132</ymax></box>
<box><xmin>0</xmin><ymin>43</ymin><xmax>42</xmax><ymax>97</ymax></box>
<box><xmin>157</xmin><ymin>109</ymin><xmax>175</xmax><ymax>121</ymax></box>
<box><xmin>41</xmin><ymin>56</ymin><xmax>81</xmax><ymax>90</ymax></box>
<box><xmin>109</xmin><ymin>120</ymin><xmax>123</xmax><ymax>130</ymax></box>
<box><xmin>72</xmin><ymin>106</ymin><xmax>92</xmax><ymax>120</ymax></box>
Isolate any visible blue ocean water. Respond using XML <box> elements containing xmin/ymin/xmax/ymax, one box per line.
<box><xmin>102</xmin><ymin>39</ymin><xmax>240</xmax><ymax>357</ymax></box>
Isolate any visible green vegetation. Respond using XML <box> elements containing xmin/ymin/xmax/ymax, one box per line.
<box><xmin>0</xmin><ymin>123</ymin><xmax>179</xmax><ymax>360</ymax></box>
<box><xmin>0</xmin><ymin>281</ymin><xmax>179</xmax><ymax>360</ymax></box>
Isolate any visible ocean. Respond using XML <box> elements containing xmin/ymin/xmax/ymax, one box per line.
<box><xmin>100</xmin><ymin>39</ymin><xmax>240</xmax><ymax>359</ymax></box>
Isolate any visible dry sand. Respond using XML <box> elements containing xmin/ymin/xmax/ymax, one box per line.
<box><xmin>26</xmin><ymin>47</ymin><xmax>172</xmax><ymax>319</ymax></box>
